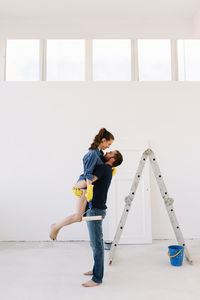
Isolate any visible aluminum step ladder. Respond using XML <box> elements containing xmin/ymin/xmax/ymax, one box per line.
<box><xmin>108</xmin><ymin>149</ymin><xmax>193</xmax><ymax>265</ymax></box>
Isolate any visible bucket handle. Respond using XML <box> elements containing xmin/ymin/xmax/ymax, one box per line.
<box><xmin>168</xmin><ymin>249</ymin><xmax>182</xmax><ymax>258</ymax></box>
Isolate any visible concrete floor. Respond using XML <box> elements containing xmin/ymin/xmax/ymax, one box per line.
<box><xmin>0</xmin><ymin>240</ymin><xmax>199</xmax><ymax>300</ymax></box>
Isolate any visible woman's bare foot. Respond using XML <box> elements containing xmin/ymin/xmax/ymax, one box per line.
<box><xmin>82</xmin><ymin>280</ymin><xmax>101</xmax><ymax>287</ymax></box>
<box><xmin>83</xmin><ymin>270</ymin><xmax>93</xmax><ymax>276</ymax></box>
<box><xmin>49</xmin><ymin>224</ymin><xmax>59</xmax><ymax>240</ymax></box>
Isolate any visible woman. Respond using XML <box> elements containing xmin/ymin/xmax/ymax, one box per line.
<box><xmin>50</xmin><ymin>128</ymin><xmax>114</xmax><ymax>240</ymax></box>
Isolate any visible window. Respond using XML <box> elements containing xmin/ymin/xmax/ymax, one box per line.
<box><xmin>46</xmin><ymin>40</ymin><xmax>85</xmax><ymax>81</ymax></box>
<box><xmin>93</xmin><ymin>39</ymin><xmax>131</xmax><ymax>81</ymax></box>
<box><xmin>6</xmin><ymin>40</ymin><xmax>40</xmax><ymax>81</ymax></box>
<box><xmin>178</xmin><ymin>40</ymin><xmax>200</xmax><ymax>81</ymax></box>
<box><xmin>138</xmin><ymin>39</ymin><xmax>171</xmax><ymax>81</ymax></box>
<box><xmin>4</xmin><ymin>38</ymin><xmax>200</xmax><ymax>82</ymax></box>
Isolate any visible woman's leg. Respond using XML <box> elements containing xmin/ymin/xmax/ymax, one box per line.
<box><xmin>74</xmin><ymin>180</ymin><xmax>87</xmax><ymax>189</ymax></box>
<box><xmin>50</xmin><ymin>191</ymin><xmax>87</xmax><ymax>240</ymax></box>
<box><xmin>74</xmin><ymin>176</ymin><xmax>98</xmax><ymax>189</ymax></box>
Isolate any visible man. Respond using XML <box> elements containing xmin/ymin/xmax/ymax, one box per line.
<box><xmin>82</xmin><ymin>150</ymin><xmax>123</xmax><ymax>287</ymax></box>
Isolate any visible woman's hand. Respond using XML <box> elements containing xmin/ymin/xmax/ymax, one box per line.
<box><xmin>85</xmin><ymin>185</ymin><xmax>94</xmax><ymax>202</ymax></box>
<box><xmin>112</xmin><ymin>167</ymin><xmax>117</xmax><ymax>176</ymax></box>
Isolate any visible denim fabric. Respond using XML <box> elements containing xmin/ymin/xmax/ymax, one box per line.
<box><xmin>86</xmin><ymin>208</ymin><xmax>106</xmax><ymax>283</ymax></box>
<box><xmin>78</xmin><ymin>148</ymin><xmax>103</xmax><ymax>181</ymax></box>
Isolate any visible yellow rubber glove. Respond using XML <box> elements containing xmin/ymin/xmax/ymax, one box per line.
<box><xmin>72</xmin><ymin>187</ymin><xmax>83</xmax><ymax>197</ymax></box>
<box><xmin>85</xmin><ymin>185</ymin><xmax>94</xmax><ymax>202</ymax></box>
<box><xmin>112</xmin><ymin>167</ymin><xmax>117</xmax><ymax>176</ymax></box>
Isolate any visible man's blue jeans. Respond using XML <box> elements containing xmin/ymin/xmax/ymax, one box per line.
<box><xmin>86</xmin><ymin>208</ymin><xmax>106</xmax><ymax>283</ymax></box>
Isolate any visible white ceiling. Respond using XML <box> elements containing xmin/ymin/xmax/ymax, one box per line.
<box><xmin>0</xmin><ymin>0</ymin><xmax>200</xmax><ymax>21</ymax></box>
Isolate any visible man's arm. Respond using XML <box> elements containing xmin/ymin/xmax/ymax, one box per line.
<box><xmin>91</xmin><ymin>175</ymin><xmax>98</xmax><ymax>183</ymax></box>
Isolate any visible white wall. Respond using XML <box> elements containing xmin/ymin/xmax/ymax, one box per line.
<box><xmin>0</xmin><ymin>82</ymin><xmax>200</xmax><ymax>241</ymax></box>
<box><xmin>1</xmin><ymin>13</ymin><xmax>200</xmax><ymax>241</ymax></box>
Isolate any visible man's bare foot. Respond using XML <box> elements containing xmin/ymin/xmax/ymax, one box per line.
<box><xmin>49</xmin><ymin>224</ymin><xmax>59</xmax><ymax>240</ymax></box>
<box><xmin>82</xmin><ymin>280</ymin><xmax>101</xmax><ymax>287</ymax></box>
<box><xmin>83</xmin><ymin>270</ymin><xmax>93</xmax><ymax>276</ymax></box>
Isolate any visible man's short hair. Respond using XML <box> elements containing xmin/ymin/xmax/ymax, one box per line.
<box><xmin>112</xmin><ymin>150</ymin><xmax>123</xmax><ymax>167</ymax></box>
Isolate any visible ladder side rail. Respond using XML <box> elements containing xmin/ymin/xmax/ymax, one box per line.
<box><xmin>165</xmin><ymin>203</ymin><xmax>192</xmax><ymax>263</ymax></box>
<box><xmin>148</xmin><ymin>151</ymin><xmax>169</xmax><ymax>200</ymax></box>
<box><xmin>149</xmin><ymin>151</ymin><xmax>192</xmax><ymax>263</ymax></box>
<box><xmin>109</xmin><ymin>150</ymin><xmax>149</xmax><ymax>264</ymax></box>
<box><xmin>128</xmin><ymin>150</ymin><xmax>149</xmax><ymax>199</ymax></box>
<box><xmin>108</xmin><ymin>203</ymin><xmax>131</xmax><ymax>263</ymax></box>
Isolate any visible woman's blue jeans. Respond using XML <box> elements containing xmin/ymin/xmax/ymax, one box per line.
<box><xmin>86</xmin><ymin>208</ymin><xmax>106</xmax><ymax>283</ymax></box>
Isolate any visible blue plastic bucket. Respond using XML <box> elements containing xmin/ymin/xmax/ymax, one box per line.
<box><xmin>104</xmin><ymin>241</ymin><xmax>112</xmax><ymax>250</ymax></box>
<box><xmin>168</xmin><ymin>245</ymin><xmax>184</xmax><ymax>266</ymax></box>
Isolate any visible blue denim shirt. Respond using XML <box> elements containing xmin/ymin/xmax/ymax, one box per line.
<box><xmin>78</xmin><ymin>148</ymin><xmax>104</xmax><ymax>181</ymax></box>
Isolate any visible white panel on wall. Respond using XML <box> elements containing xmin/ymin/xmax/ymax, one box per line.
<box><xmin>105</xmin><ymin>140</ymin><xmax>152</xmax><ymax>244</ymax></box>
